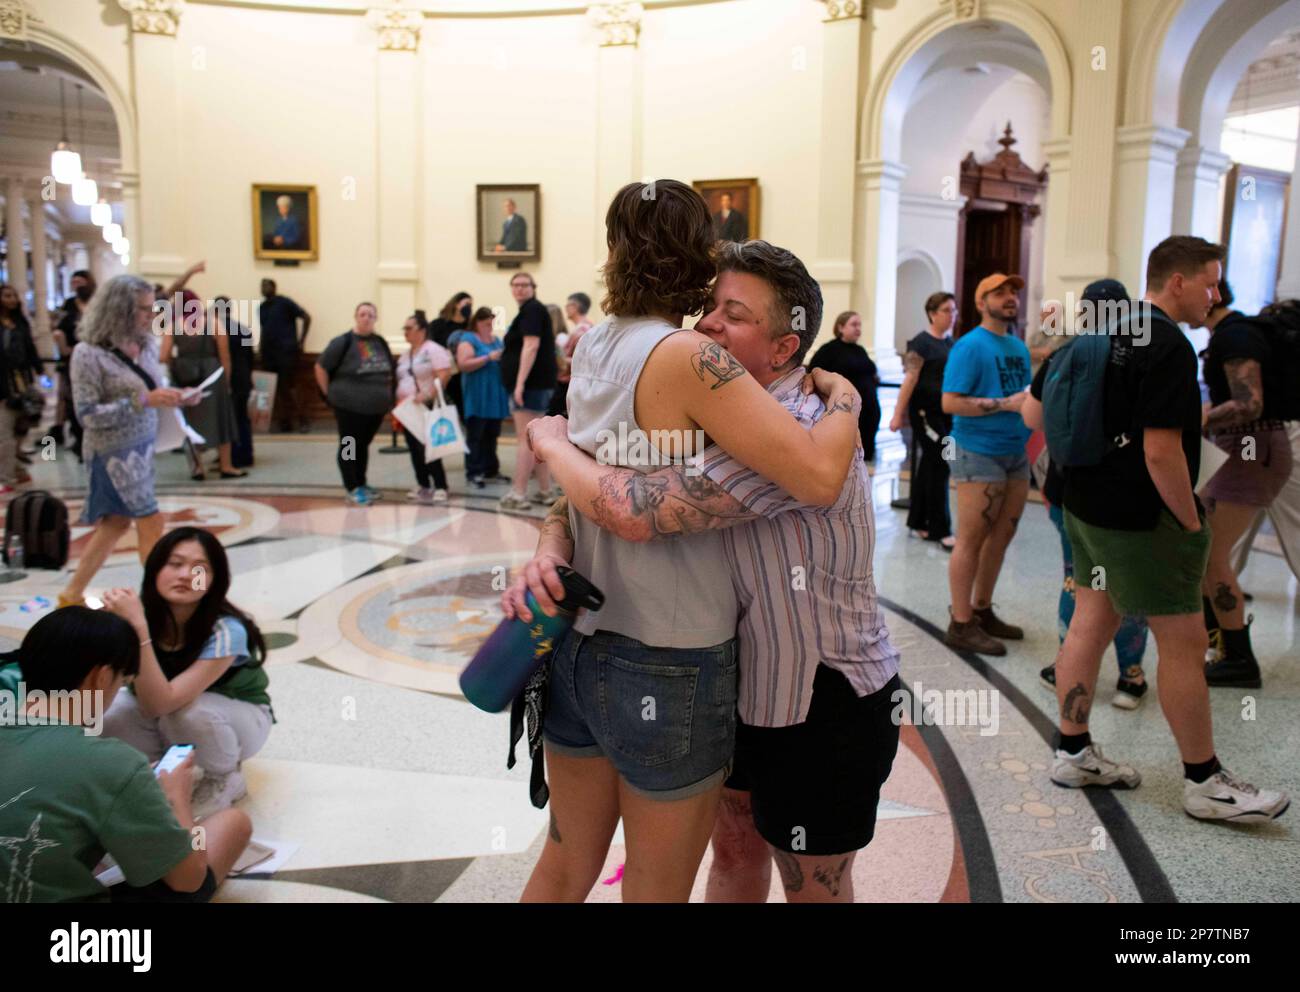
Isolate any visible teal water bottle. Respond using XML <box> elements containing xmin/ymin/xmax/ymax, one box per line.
<box><xmin>459</xmin><ymin>565</ymin><xmax>604</xmax><ymax>713</ymax></box>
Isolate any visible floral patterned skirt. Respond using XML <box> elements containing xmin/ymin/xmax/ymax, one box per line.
<box><xmin>80</xmin><ymin>439</ymin><xmax>159</xmax><ymax>523</ymax></box>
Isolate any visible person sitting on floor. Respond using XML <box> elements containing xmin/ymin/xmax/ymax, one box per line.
<box><xmin>0</xmin><ymin>606</ymin><xmax>251</xmax><ymax>902</ymax></box>
<box><xmin>103</xmin><ymin>526</ymin><xmax>273</xmax><ymax>819</ymax></box>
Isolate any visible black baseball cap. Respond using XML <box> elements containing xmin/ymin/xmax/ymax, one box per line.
<box><xmin>1081</xmin><ymin>278</ymin><xmax>1129</xmax><ymax>304</ymax></box>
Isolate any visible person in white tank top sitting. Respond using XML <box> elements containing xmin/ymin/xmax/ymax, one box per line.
<box><xmin>499</xmin><ymin>180</ymin><xmax>862</xmax><ymax>903</ymax></box>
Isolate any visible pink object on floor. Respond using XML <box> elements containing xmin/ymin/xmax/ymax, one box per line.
<box><xmin>602</xmin><ymin>864</ymin><xmax>624</xmax><ymax>886</ymax></box>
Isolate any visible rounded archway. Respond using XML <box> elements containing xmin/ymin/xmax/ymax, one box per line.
<box><xmin>894</xmin><ymin>251</ymin><xmax>942</xmax><ymax>356</ymax></box>
<box><xmin>857</xmin><ymin>3</ymin><xmax>1065</xmax><ymax>373</ymax></box>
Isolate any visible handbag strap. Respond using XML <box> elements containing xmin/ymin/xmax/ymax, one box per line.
<box><xmin>108</xmin><ymin>346</ymin><xmax>157</xmax><ymax>391</ymax></box>
<box><xmin>431</xmin><ymin>375</ymin><xmax>448</xmax><ymax>409</ymax></box>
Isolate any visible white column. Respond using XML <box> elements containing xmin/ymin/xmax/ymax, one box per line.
<box><xmin>1276</xmin><ymin>113</ymin><xmax>1300</xmax><ymax>299</ymax></box>
<box><xmin>1172</xmin><ymin>145</ymin><xmax>1231</xmax><ymax>242</ymax></box>
<box><xmin>1112</xmin><ymin>125</ymin><xmax>1189</xmax><ymax>296</ymax></box>
<box><xmin>5</xmin><ymin>178</ymin><xmax>28</xmax><ymax>310</ymax></box>
<box><xmin>588</xmin><ymin>4</ymin><xmax>643</xmax><ymax>305</ymax></box>
<box><xmin>367</xmin><ymin>6</ymin><xmax>423</xmax><ymax>349</ymax></box>
<box><xmin>118</xmin><ymin>1</ymin><xmax>186</xmax><ymax>283</ymax></box>
<box><xmin>29</xmin><ymin>197</ymin><xmax>50</xmax><ymax>343</ymax></box>
<box><xmin>856</xmin><ymin>159</ymin><xmax>906</xmax><ymax>373</ymax></box>
<box><xmin>1039</xmin><ymin>138</ymin><xmax>1071</xmax><ymax>316</ymax></box>
<box><xmin>811</xmin><ymin>1</ymin><xmax>866</xmax><ymax>327</ymax></box>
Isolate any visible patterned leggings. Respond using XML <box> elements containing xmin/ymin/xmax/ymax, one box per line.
<box><xmin>1049</xmin><ymin>501</ymin><xmax>1148</xmax><ymax>675</ymax></box>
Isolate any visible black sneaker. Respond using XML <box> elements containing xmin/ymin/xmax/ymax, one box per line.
<box><xmin>1039</xmin><ymin>663</ymin><xmax>1057</xmax><ymax>690</ymax></box>
<box><xmin>1112</xmin><ymin>676</ymin><xmax>1148</xmax><ymax>710</ymax></box>
<box><xmin>1205</xmin><ymin>655</ymin><xmax>1262</xmax><ymax>689</ymax></box>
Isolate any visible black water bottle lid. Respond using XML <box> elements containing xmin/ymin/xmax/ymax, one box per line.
<box><xmin>555</xmin><ymin>565</ymin><xmax>605</xmax><ymax>613</ymax></box>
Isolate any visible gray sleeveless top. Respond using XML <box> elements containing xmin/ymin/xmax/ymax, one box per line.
<box><xmin>565</xmin><ymin>316</ymin><xmax>737</xmax><ymax>648</ymax></box>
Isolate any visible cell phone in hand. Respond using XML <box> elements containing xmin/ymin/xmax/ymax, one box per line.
<box><xmin>154</xmin><ymin>744</ymin><xmax>194</xmax><ymax>776</ymax></box>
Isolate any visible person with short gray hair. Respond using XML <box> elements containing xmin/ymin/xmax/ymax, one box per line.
<box><xmin>58</xmin><ymin>275</ymin><xmax>198</xmax><ymax>608</ymax></box>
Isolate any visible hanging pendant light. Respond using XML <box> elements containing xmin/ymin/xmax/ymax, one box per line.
<box><xmin>103</xmin><ymin>222</ymin><xmax>122</xmax><ymax>243</ymax></box>
<box><xmin>70</xmin><ymin>84</ymin><xmax>97</xmax><ymax>205</ymax></box>
<box><xmin>90</xmin><ymin>199</ymin><xmax>112</xmax><ymax>227</ymax></box>
<box><xmin>113</xmin><ymin>237</ymin><xmax>129</xmax><ymax>256</ymax></box>
<box><xmin>121</xmin><ymin>255</ymin><xmax>130</xmax><ymax>267</ymax></box>
<box><xmin>50</xmin><ymin>78</ymin><xmax>81</xmax><ymax>184</ymax></box>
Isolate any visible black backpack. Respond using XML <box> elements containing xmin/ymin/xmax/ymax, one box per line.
<box><xmin>1257</xmin><ymin>301</ymin><xmax>1300</xmax><ymax>422</ymax></box>
<box><xmin>4</xmin><ymin>491</ymin><xmax>70</xmax><ymax>569</ymax></box>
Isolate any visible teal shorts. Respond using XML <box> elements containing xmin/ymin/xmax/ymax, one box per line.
<box><xmin>1063</xmin><ymin>507</ymin><xmax>1211</xmax><ymax>617</ymax></box>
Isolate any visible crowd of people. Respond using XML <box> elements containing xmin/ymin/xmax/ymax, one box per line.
<box><xmin>1</xmin><ymin>177</ymin><xmax>1296</xmax><ymax>905</ymax></box>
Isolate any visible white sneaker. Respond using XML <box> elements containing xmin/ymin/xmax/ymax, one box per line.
<box><xmin>408</xmin><ymin>487</ymin><xmax>435</xmax><ymax>505</ymax></box>
<box><xmin>1184</xmin><ymin>768</ymin><xmax>1290</xmax><ymax>823</ymax></box>
<box><xmin>498</xmin><ymin>493</ymin><xmax>531</xmax><ymax>512</ymax></box>
<box><xmin>1051</xmin><ymin>742</ymin><xmax>1141</xmax><ymax>790</ymax></box>
<box><xmin>432</xmin><ymin>489</ymin><xmax>449</xmax><ymax>503</ymax></box>
<box><xmin>405</xmin><ymin>486</ymin><xmax>425</xmax><ymax>500</ymax></box>
<box><xmin>191</xmin><ymin>769</ymin><xmax>247</xmax><ymax>819</ymax></box>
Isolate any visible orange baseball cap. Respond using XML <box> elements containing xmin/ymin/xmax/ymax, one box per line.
<box><xmin>973</xmin><ymin>273</ymin><xmax>1026</xmax><ymax>304</ymax></box>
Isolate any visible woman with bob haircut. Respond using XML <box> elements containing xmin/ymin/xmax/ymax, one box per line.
<box><xmin>509</xmin><ymin>179</ymin><xmax>861</xmax><ymax>903</ymax></box>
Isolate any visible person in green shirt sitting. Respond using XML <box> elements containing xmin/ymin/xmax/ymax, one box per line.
<box><xmin>0</xmin><ymin>607</ymin><xmax>251</xmax><ymax>903</ymax></box>
<box><xmin>103</xmin><ymin>526</ymin><xmax>272</xmax><ymax>819</ymax></box>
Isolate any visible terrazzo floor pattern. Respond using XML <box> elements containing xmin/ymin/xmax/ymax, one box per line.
<box><xmin>7</xmin><ymin>434</ymin><xmax>1298</xmax><ymax>902</ymax></box>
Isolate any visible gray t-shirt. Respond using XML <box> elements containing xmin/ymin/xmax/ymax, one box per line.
<box><xmin>317</xmin><ymin>331</ymin><xmax>393</xmax><ymax>415</ymax></box>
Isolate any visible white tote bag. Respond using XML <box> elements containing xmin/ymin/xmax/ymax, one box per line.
<box><xmin>424</xmin><ymin>378</ymin><xmax>469</xmax><ymax>462</ymax></box>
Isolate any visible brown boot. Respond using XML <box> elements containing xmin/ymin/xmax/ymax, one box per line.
<box><xmin>973</xmin><ymin>605</ymin><xmax>1024</xmax><ymax>640</ymax></box>
<box><xmin>945</xmin><ymin>613</ymin><xmax>1007</xmax><ymax>656</ymax></box>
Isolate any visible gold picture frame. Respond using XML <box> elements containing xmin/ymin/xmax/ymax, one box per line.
<box><xmin>693</xmin><ymin>178</ymin><xmax>760</xmax><ymax>242</ymax></box>
<box><xmin>477</xmin><ymin>184</ymin><xmax>541</xmax><ymax>263</ymax></box>
<box><xmin>252</xmin><ymin>184</ymin><xmax>319</xmax><ymax>262</ymax></box>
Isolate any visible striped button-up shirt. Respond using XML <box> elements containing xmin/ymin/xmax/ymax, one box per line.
<box><xmin>699</xmin><ymin>368</ymin><xmax>899</xmax><ymax>728</ymax></box>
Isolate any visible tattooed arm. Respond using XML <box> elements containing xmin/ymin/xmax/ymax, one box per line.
<box><xmin>501</xmin><ymin>497</ymin><xmax>574</xmax><ymax>621</ymax></box>
<box><xmin>941</xmin><ymin>391</ymin><xmax>1027</xmax><ymax>417</ymax></box>
<box><xmin>532</xmin><ymin>434</ymin><xmax>758</xmax><ymax>543</ymax></box>
<box><xmin>1204</xmin><ymin>358</ymin><xmax>1263</xmax><ymax>432</ymax></box>
<box><xmin>889</xmin><ymin>350</ymin><xmax>923</xmax><ymax>431</ymax></box>
<box><xmin>637</xmin><ymin>331</ymin><xmax>859</xmax><ymax>506</ymax></box>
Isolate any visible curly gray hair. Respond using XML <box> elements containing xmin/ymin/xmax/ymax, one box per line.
<box><xmin>77</xmin><ymin>274</ymin><xmax>154</xmax><ymax>349</ymax></box>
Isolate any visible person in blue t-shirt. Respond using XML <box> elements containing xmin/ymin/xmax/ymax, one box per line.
<box><xmin>940</xmin><ymin>273</ymin><xmax>1033</xmax><ymax>656</ymax></box>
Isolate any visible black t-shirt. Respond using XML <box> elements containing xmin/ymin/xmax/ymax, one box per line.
<box><xmin>259</xmin><ymin>295</ymin><xmax>306</xmax><ymax>356</ymax></box>
<box><xmin>905</xmin><ymin>330</ymin><xmax>952</xmax><ymax>416</ymax></box>
<box><xmin>500</xmin><ymin>298</ymin><xmax>557</xmax><ymax>392</ymax></box>
<box><xmin>1029</xmin><ymin>357</ymin><xmax>1064</xmax><ymax>505</ymax></box>
<box><xmin>807</xmin><ymin>338</ymin><xmax>880</xmax><ymax>413</ymax></box>
<box><xmin>1062</xmin><ymin>304</ymin><xmax>1203</xmax><ymax>531</ymax></box>
<box><xmin>429</xmin><ymin>318</ymin><xmax>465</xmax><ymax>350</ymax></box>
<box><xmin>1203</xmin><ymin>311</ymin><xmax>1283</xmax><ymax>422</ymax></box>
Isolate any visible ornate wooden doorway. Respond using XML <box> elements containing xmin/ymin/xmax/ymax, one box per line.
<box><xmin>955</xmin><ymin>123</ymin><xmax>1048</xmax><ymax>337</ymax></box>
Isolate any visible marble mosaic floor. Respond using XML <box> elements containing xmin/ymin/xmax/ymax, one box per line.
<box><xmin>6</xmin><ymin>431</ymin><xmax>1297</xmax><ymax>902</ymax></box>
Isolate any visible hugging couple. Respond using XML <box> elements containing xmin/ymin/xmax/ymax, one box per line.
<box><xmin>501</xmin><ymin>179</ymin><xmax>900</xmax><ymax>903</ymax></box>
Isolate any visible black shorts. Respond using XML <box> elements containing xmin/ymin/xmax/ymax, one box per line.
<box><xmin>725</xmin><ymin>668</ymin><xmax>901</xmax><ymax>856</ymax></box>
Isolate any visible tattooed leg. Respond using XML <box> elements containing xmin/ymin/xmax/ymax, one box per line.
<box><xmin>771</xmin><ymin>849</ymin><xmax>804</xmax><ymax>894</ymax></box>
<box><xmin>774</xmin><ymin>851</ymin><xmax>857</xmax><ymax>903</ymax></box>
<box><xmin>1061</xmin><ymin>681</ymin><xmax>1092</xmax><ymax>725</ymax></box>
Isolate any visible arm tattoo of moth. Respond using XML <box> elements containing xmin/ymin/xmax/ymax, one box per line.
<box><xmin>903</xmin><ymin>350</ymin><xmax>924</xmax><ymax>375</ymax></box>
<box><xmin>691</xmin><ymin>341</ymin><xmax>747</xmax><ymax>390</ymax></box>
<box><xmin>588</xmin><ymin>463</ymin><xmax>758</xmax><ymax>540</ymax></box>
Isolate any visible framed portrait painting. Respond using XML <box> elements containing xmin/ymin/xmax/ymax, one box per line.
<box><xmin>693</xmin><ymin>178</ymin><xmax>760</xmax><ymax>243</ymax></box>
<box><xmin>477</xmin><ymin>184</ymin><xmax>541</xmax><ymax>263</ymax></box>
<box><xmin>252</xmin><ymin>184</ymin><xmax>319</xmax><ymax>261</ymax></box>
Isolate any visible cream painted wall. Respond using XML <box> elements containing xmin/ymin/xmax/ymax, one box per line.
<box><xmin>173</xmin><ymin>3</ymin><xmax>379</xmax><ymax>347</ymax></box>
<box><xmin>420</xmin><ymin>13</ymin><xmax>599</xmax><ymax>333</ymax></box>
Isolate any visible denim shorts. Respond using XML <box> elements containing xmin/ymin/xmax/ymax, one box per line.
<box><xmin>543</xmin><ymin>628</ymin><xmax>738</xmax><ymax>800</ymax></box>
<box><xmin>951</xmin><ymin>442</ymin><xmax>1030</xmax><ymax>483</ymax></box>
<box><xmin>511</xmin><ymin>388</ymin><xmax>554</xmax><ymax>414</ymax></box>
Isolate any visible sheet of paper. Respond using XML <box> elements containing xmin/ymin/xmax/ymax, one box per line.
<box><xmin>392</xmin><ymin>397</ymin><xmax>428</xmax><ymax>438</ymax></box>
<box><xmin>1195</xmin><ymin>437</ymin><xmax>1230</xmax><ymax>492</ymax></box>
<box><xmin>156</xmin><ymin>407</ymin><xmax>205</xmax><ymax>451</ymax></box>
<box><xmin>182</xmin><ymin>364</ymin><xmax>224</xmax><ymax>400</ymax></box>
